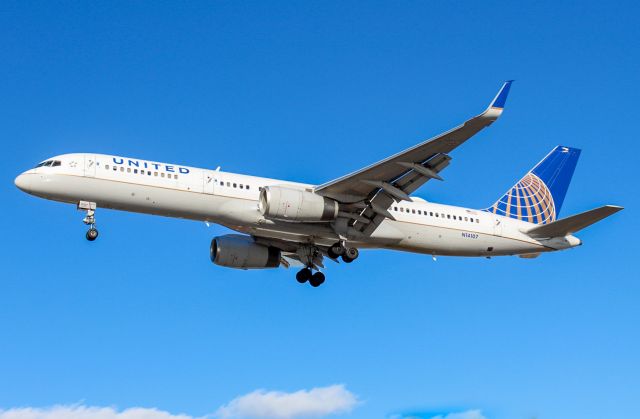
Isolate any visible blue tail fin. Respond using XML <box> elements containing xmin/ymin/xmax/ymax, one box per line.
<box><xmin>486</xmin><ymin>146</ymin><xmax>581</xmax><ymax>224</ymax></box>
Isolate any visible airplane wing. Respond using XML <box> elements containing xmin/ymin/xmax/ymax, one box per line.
<box><xmin>314</xmin><ymin>81</ymin><xmax>513</xmax><ymax>235</ymax></box>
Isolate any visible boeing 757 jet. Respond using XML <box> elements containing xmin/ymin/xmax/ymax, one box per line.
<box><xmin>15</xmin><ymin>82</ymin><xmax>622</xmax><ymax>286</ymax></box>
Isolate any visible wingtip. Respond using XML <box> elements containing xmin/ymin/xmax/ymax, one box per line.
<box><xmin>489</xmin><ymin>80</ymin><xmax>514</xmax><ymax>110</ymax></box>
<box><xmin>606</xmin><ymin>205</ymin><xmax>624</xmax><ymax>212</ymax></box>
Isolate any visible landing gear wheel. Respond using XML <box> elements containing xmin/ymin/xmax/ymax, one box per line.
<box><xmin>86</xmin><ymin>228</ymin><xmax>99</xmax><ymax>241</ymax></box>
<box><xmin>341</xmin><ymin>247</ymin><xmax>359</xmax><ymax>263</ymax></box>
<box><xmin>327</xmin><ymin>242</ymin><xmax>345</xmax><ymax>259</ymax></box>
<box><xmin>79</xmin><ymin>202</ymin><xmax>99</xmax><ymax>242</ymax></box>
<box><xmin>309</xmin><ymin>272</ymin><xmax>325</xmax><ymax>287</ymax></box>
<box><xmin>296</xmin><ymin>268</ymin><xmax>312</xmax><ymax>283</ymax></box>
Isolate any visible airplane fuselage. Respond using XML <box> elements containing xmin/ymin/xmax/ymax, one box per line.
<box><xmin>15</xmin><ymin>153</ymin><xmax>580</xmax><ymax>258</ymax></box>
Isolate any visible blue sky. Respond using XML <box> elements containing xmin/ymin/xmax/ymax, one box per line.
<box><xmin>1</xmin><ymin>1</ymin><xmax>638</xmax><ymax>418</ymax></box>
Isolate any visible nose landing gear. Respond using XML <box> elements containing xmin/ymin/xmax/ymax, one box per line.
<box><xmin>78</xmin><ymin>201</ymin><xmax>99</xmax><ymax>241</ymax></box>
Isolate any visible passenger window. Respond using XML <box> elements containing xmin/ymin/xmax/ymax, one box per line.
<box><xmin>435</xmin><ymin>213</ymin><xmax>439</xmax><ymax>217</ymax></box>
<box><xmin>175</xmin><ymin>175</ymin><xmax>179</xmax><ymax>180</ymax></box>
<box><xmin>430</xmin><ymin>212</ymin><xmax>433</xmax><ymax>216</ymax></box>
<box><xmin>240</xmin><ymin>184</ymin><xmax>244</xmax><ymax>189</ymax></box>
<box><xmin>113</xmin><ymin>166</ymin><xmax>117</xmax><ymax>171</ymax></box>
<box><xmin>227</xmin><ymin>182</ymin><xmax>230</xmax><ymax>187</ymax></box>
<box><xmin>476</xmin><ymin>218</ymin><xmax>480</xmax><ymax>223</ymax></box>
<box><xmin>246</xmin><ymin>185</ymin><xmax>250</xmax><ymax>190</ymax></box>
<box><xmin>412</xmin><ymin>209</ymin><xmax>416</xmax><ymax>214</ymax></box>
<box><xmin>134</xmin><ymin>169</ymin><xmax>138</xmax><ymax>174</ymax></box>
<box><xmin>441</xmin><ymin>213</ymin><xmax>445</xmax><ymax>218</ymax></box>
<box><xmin>161</xmin><ymin>173</ymin><xmax>165</xmax><ymax>178</ymax></box>
<box><xmin>127</xmin><ymin>168</ymin><xmax>131</xmax><ymax>173</ymax></box>
<box><xmin>400</xmin><ymin>208</ymin><xmax>404</xmax><ymax>212</ymax></box>
<box><xmin>446</xmin><ymin>214</ymin><xmax>450</xmax><ymax>219</ymax></box>
<box><xmin>105</xmin><ymin>165</ymin><xmax>109</xmax><ymax>170</ymax></box>
<box><xmin>233</xmin><ymin>183</ymin><xmax>237</xmax><ymax>188</ymax></box>
<box><xmin>154</xmin><ymin>172</ymin><xmax>158</xmax><ymax>176</ymax></box>
<box><xmin>418</xmin><ymin>210</ymin><xmax>422</xmax><ymax>215</ymax></box>
<box><xmin>147</xmin><ymin>171</ymin><xmax>151</xmax><ymax>175</ymax></box>
<box><xmin>465</xmin><ymin>217</ymin><xmax>468</xmax><ymax>221</ymax></box>
<box><xmin>120</xmin><ymin>167</ymin><xmax>124</xmax><ymax>172</ymax></box>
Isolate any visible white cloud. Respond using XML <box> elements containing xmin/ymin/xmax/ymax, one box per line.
<box><xmin>389</xmin><ymin>409</ymin><xmax>487</xmax><ymax>419</ymax></box>
<box><xmin>430</xmin><ymin>410</ymin><xmax>487</xmax><ymax>419</ymax></box>
<box><xmin>0</xmin><ymin>384</ymin><xmax>359</xmax><ymax>419</ymax></box>
<box><xmin>215</xmin><ymin>384</ymin><xmax>359</xmax><ymax>419</ymax></box>
<box><xmin>0</xmin><ymin>405</ymin><xmax>193</xmax><ymax>419</ymax></box>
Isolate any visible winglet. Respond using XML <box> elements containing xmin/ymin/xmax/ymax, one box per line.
<box><xmin>489</xmin><ymin>80</ymin><xmax>514</xmax><ymax>110</ymax></box>
<box><xmin>481</xmin><ymin>80</ymin><xmax>513</xmax><ymax>120</ymax></box>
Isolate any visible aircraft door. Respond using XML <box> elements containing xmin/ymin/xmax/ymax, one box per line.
<box><xmin>84</xmin><ymin>155</ymin><xmax>96</xmax><ymax>177</ymax></box>
<box><xmin>493</xmin><ymin>217</ymin><xmax>503</xmax><ymax>236</ymax></box>
<box><xmin>204</xmin><ymin>170</ymin><xmax>216</xmax><ymax>194</ymax></box>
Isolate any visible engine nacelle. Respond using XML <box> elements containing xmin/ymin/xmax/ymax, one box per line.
<box><xmin>210</xmin><ymin>234</ymin><xmax>281</xmax><ymax>269</ymax></box>
<box><xmin>259</xmin><ymin>186</ymin><xmax>339</xmax><ymax>222</ymax></box>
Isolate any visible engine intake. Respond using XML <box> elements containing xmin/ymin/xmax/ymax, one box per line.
<box><xmin>259</xmin><ymin>186</ymin><xmax>338</xmax><ymax>222</ymax></box>
<box><xmin>210</xmin><ymin>234</ymin><xmax>281</xmax><ymax>269</ymax></box>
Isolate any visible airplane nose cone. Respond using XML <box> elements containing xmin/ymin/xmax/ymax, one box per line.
<box><xmin>14</xmin><ymin>173</ymin><xmax>31</xmax><ymax>192</ymax></box>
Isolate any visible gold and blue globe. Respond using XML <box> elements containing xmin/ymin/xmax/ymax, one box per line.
<box><xmin>488</xmin><ymin>173</ymin><xmax>556</xmax><ymax>224</ymax></box>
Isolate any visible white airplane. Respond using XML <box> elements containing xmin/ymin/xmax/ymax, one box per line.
<box><xmin>15</xmin><ymin>82</ymin><xmax>622</xmax><ymax>287</ymax></box>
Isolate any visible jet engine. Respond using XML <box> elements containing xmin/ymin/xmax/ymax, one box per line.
<box><xmin>259</xmin><ymin>186</ymin><xmax>339</xmax><ymax>222</ymax></box>
<box><xmin>210</xmin><ymin>234</ymin><xmax>281</xmax><ymax>269</ymax></box>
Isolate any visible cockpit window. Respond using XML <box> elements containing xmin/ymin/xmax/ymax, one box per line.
<box><xmin>35</xmin><ymin>160</ymin><xmax>61</xmax><ymax>168</ymax></box>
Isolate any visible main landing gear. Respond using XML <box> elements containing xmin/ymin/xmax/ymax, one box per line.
<box><xmin>327</xmin><ymin>242</ymin><xmax>359</xmax><ymax>263</ymax></box>
<box><xmin>78</xmin><ymin>201</ymin><xmax>99</xmax><ymax>241</ymax></box>
<box><xmin>295</xmin><ymin>243</ymin><xmax>359</xmax><ymax>288</ymax></box>
<box><xmin>296</xmin><ymin>268</ymin><xmax>325</xmax><ymax>287</ymax></box>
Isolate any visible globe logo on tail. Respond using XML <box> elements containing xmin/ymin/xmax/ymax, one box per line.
<box><xmin>489</xmin><ymin>173</ymin><xmax>556</xmax><ymax>224</ymax></box>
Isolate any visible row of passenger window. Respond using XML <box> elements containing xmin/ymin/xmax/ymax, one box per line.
<box><xmin>104</xmin><ymin>164</ymin><xmax>179</xmax><ymax>179</ymax></box>
<box><xmin>393</xmin><ymin>206</ymin><xmax>480</xmax><ymax>223</ymax></box>
<box><xmin>216</xmin><ymin>179</ymin><xmax>250</xmax><ymax>190</ymax></box>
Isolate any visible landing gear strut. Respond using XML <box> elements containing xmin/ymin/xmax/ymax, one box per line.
<box><xmin>295</xmin><ymin>268</ymin><xmax>325</xmax><ymax>287</ymax></box>
<box><xmin>78</xmin><ymin>201</ymin><xmax>99</xmax><ymax>241</ymax></box>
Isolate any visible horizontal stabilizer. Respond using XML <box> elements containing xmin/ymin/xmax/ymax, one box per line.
<box><xmin>524</xmin><ymin>205</ymin><xmax>623</xmax><ymax>239</ymax></box>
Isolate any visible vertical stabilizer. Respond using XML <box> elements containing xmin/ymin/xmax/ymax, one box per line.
<box><xmin>486</xmin><ymin>146</ymin><xmax>581</xmax><ymax>224</ymax></box>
